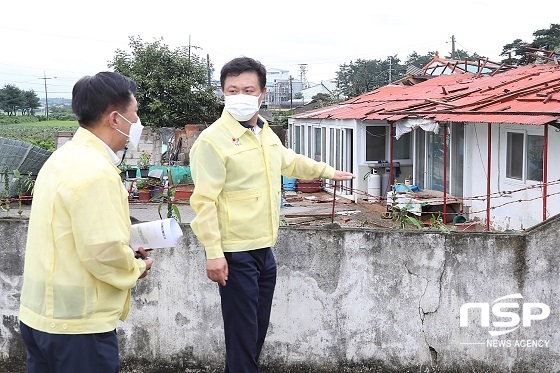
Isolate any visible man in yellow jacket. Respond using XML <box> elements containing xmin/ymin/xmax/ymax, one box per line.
<box><xmin>189</xmin><ymin>57</ymin><xmax>354</xmax><ymax>373</ymax></box>
<box><xmin>19</xmin><ymin>71</ymin><xmax>153</xmax><ymax>372</ymax></box>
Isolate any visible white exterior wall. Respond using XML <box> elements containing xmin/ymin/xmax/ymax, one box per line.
<box><xmin>288</xmin><ymin>117</ymin><xmax>416</xmax><ymax>203</ymax></box>
<box><xmin>290</xmin><ymin>116</ymin><xmax>560</xmax><ymax>231</ymax></box>
<box><xmin>464</xmin><ymin>122</ymin><xmax>560</xmax><ymax>231</ymax></box>
<box><xmin>287</xmin><ymin>118</ymin><xmax>359</xmax><ymax>199</ymax></box>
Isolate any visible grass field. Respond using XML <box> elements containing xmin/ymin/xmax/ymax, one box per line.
<box><xmin>11</xmin><ymin>120</ymin><xmax>79</xmax><ymax>128</ymax></box>
<box><xmin>0</xmin><ymin>120</ymin><xmax>79</xmax><ymax>151</ymax></box>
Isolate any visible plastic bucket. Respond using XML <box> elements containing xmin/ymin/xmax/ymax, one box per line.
<box><xmin>282</xmin><ymin>176</ymin><xmax>297</xmax><ymax>191</ymax></box>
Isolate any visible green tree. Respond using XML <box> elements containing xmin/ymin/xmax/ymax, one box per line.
<box><xmin>501</xmin><ymin>23</ymin><xmax>560</xmax><ymax>65</ymax></box>
<box><xmin>336</xmin><ymin>56</ymin><xmax>406</xmax><ymax>98</ymax></box>
<box><xmin>49</xmin><ymin>106</ymin><xmax>74</xmax><ymax>120</ymax></box>
<box><xmin>312</xmin><ymin>92</ymin><xmax>337</xmax><ymax>107</ymax></box>
<box><xmin>500</xmin><ymin>39</ymin><xmax>530</xmax><ymax>65</ymax></box>
<box><xmin>109</xmin><ymin>36</ymin><xmax>220</xmax><ymax>128</ymax></box>
<box><xmin>446</xmin><ymin>49</ymin><xmax>480</xmax><ymax>60</ymax></box>
<box><xmin>22</xmin><ymin>90</ymin><xmax>41</xmax><ymax>115</ymax></box>
<box><xmin>405</xmin><ymin>51</ymin><xmax>435</xmax><ymax>69</ymax></box>
<box><xmin>532</xmin><ymin>23</ymin><xmax>560</xmax><ymax>51</ymax></box>
<box><xmin>0</xmin><ymin>85</ymin><xmax>25</xmax><ymax>116</ymax></box>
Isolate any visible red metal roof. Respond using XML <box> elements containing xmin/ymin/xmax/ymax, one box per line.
<box><xmin>292</xmin><ymin>63</ymin><xmax>560</xmax><ymax>125</ymax></box>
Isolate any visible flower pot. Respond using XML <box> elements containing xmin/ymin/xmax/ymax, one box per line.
<box><xmin>126</xmin><ymin>169</ymin><xmax>137</xmax><ymax>179</ymax></box>
<box><xmin>139</xmin><ymin>168</ymin><xmax>149</xmax><ymax>178</ymax></box>
<box><xmin>137</xmin><ymin>189</ymin><xmax>151</xmax><ymax>201</ymax></box>
<box><xmin>296</xmin><ymin>178</ymin><xmax>322</xmax><ymax>193</ymax></box>
<box><xmin>20</xmin><ymin>193</ymin><xmax>33</xmax><ymax>205</ymax></box>
<box><xmin>174</xmin><ymin>186</ymin><xmax>193</xmax><ymax>201</ymax></box>
<box><xmin>150</xmin><ymin>186</ymin><xmax>164</xmax><ymax>200</ymax></box>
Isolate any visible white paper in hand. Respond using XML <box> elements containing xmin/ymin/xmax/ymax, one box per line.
<box><xmin>129</xmin><ymin>218</ymin><xmax>183</xmax><ymax>250</ymax></box>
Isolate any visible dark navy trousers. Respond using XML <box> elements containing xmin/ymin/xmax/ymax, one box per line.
<box><xmin>20</xmin><ymin>321</ymin><xmax>119</xmax><ymax>373</ymax></box>
<box><xmin>220</xmin><ymin>248</ymin><xmax>277</xmax><ymax>373</ymax></box>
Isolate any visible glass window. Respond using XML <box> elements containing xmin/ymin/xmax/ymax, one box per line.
<box><xmin>450</xmin><ymin>123</ymin><xmax>464</xmax><ymax>196</ymax></box>
<box><xmin>307</xmin><ymin>127</ymin><xmax>312</xmax><ymax>158</ymax></box>
<box><xmin>329</xmin><ymin>128</ymin><xmax>335</xmax><ymax>165</ymax></box>
<box><xmin>506</xmin><ymin>132</ymin><xmax>543</xmax><ymax>182</ymax></box>
<box><xmin>335</xmin><ymin>129</ymin><xmax>342</xmax><ymax>170</ymax></box>
<box><xmin>506</xmin><ymin>132</ymin><xmax>523</xmax><ymax>180</ymax></box>
<box><xmin>526</xmin><ymin>135</ymin><xmax>544</xmax><ymax>182</ymax></box>
<box><xmin>314</xmin><ymin>127</ymin><xmax>322</xmax><ymax>161</ymax></box>
<box><xmin>415</xmin><ymin>129</ymin><xmax>425</xmax><ymax>189</ymax></box>
<box><xmin>393</xmin><ymin>132</ymin><xmax>411</xmax><ymax>160</ymax></box>
<box><xmin>366</xmin><ymin>126</ymin><xmax>386</xmax><ymax>161</ymax></box>
<box><xmin>321</xmin><ymin>128</ymin><xmax>326</xmax><ymax>162</ymax></box>
<box><xmin>294</xmin><ymin>126</ymin><xmax>301</xmax><ymax>154</ymax></box>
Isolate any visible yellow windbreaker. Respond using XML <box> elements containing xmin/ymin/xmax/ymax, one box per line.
<box><xmin>189</xmin><ymin>110</ymin><xmax>335</xmax><ymax>260</ymax></box>
<box><xmin>19</xmin><ymin>127</ymin><xmax>146</xmax><ymax>334</ymax></box>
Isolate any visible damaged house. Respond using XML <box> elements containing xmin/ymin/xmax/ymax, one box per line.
<box><xmin>288</xmin><ymin>51</ymin><xmax>560</xmax><ymax>231</ymax></box>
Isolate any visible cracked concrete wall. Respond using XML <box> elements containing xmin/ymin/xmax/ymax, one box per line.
<box><xmin>1</xmin><ymin>218</ymin><xmax>559</xmax><ymax>372</ymax></box>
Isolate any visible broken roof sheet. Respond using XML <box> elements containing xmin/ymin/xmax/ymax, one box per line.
<box><xmin>292</xmin><ymin>63</ymin><xmax>560</xmax><ymax>125</ymax></box>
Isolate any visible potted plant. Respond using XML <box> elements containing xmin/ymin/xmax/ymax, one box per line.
<box><xmin>135</xmin><ymin>178</ymin><xmax>151</xmax><ymax>201</ymax></box>
<box><xmin>156</xmin><ymin>185</ymin><xmax>182</xmax><ymax>223</ymax></box>
<box><xmin>147</xmin><ymin>177</ymin><xmax>164</xmax><ymax>200</ymax></box>
<box><xmin>173</xmin><ymin>171</ymin><xmax>194</xmax><ymax>202</ymax></box>
<box><xmin>137</xmin><ymin>150</ymin><xmax>152</xmax><ymax>178</ymax></box>
<box><xmin>12</xmin><ymin>170</ymin><xmax>35</xmax><ymax>215</ymax></box>
<box><xmin>119</xmin><ymin>160</ymin><xmax>137</xmax><ymax>179</ymax></box>
<box><xmin>174</xmin><ymin>185</ymin><xmax>193</xmax><ymax>202</ymax></box>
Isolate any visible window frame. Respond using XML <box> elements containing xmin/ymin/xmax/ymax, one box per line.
<box><xmin>505</xmin><ymin>130</ymin><xmax>543</xmax><ymax>183</ymax></box>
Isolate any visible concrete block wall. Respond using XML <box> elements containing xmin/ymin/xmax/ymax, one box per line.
<box><xmin>56</xmin><ymin>124</ymin><xmax>285</xmax><ymax>170</ymax></box>
<box><xmin>55</xmin><ymin>127</ymin><xmax>162</xmax><ymax>169</ymax></box>
<box><xmin>2</xmin><ymin>218</ymin><xmax>559</xmax><ymax>372</ymax></box>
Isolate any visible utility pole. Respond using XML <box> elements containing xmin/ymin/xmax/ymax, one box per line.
<box><xmin>451</xmin><ymin>35</ymin><xmax>456</xmax><ymax>59</ymax></box>
<box><xmin>38</xmin><ymin>71</ymin><xmax>55</xmax><ymax>120</ymax></box>
<box><xmin>187</xmin><ymin>35</ymin><xmax>201</xmax><ymax>62</ymax></box>
<box><xmin>207</xmin><ymin>54</ymin><xmax>211</xmax><ymax>85</ymax></box>
<box><xmin>388</xmin><ymin>57</ymin><xmax>392</xmax><ymax>83</ymax></box>
<box><xmin>298</xmin><ymin>64</ymin><xmax>308</xmax><ymax>89</ymax></box>
<box><xmin>289</xmin><ymin>76</ymin><xmax>293</xmax><ymax>110</ymax></box>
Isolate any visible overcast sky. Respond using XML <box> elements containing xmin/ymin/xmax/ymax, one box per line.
<box><xmin>1</xmin><ymin>0</ymin><xmax>558</xmax><ymax>99</ymax></box>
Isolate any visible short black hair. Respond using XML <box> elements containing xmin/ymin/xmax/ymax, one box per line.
<box><xmin>72</xmin><ymin>71</ymin><xmax>137</xmax><ymax>127</ymax></box>
<box><xmin>220</xmin><ymin>57</ymin><xmax>267</xmax><ymax>90</ymax></box>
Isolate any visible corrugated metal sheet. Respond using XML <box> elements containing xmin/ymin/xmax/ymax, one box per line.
<box><xmin>432</xmin><ymin>114</ymin><xmax>555</xmax><ymax>125</ymax></box>
<box><xmin>293</xmin><ymin>63</ymin><xmax>560</xmax><ymax>126</ymax></box>
<box><xmin>0</xmin><ymin>137</ymin><xmax>52</xmax><ymax>196</ymax></box>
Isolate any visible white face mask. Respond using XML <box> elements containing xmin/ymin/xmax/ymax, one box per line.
<box><xmin>116</xmin><ymin>113</ymin><xmax>144</xmax><ymax>150</ymax></box>
<box><xmin>224</xmin><ymin>93</ymin><xmax>261</xmax><ymax>121</ymax></box>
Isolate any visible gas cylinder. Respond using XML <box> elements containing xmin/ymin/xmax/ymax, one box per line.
<box><xmin>367</xmin><ymin>168</ymin><xmax>381</xmax><ymax>201</ymax></box>
<box><xmin>381</xmin><ymin>167</ymin><xmax>391</xmax><ymax>197</ymax></box>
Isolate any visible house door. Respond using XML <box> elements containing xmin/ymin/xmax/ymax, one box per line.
<box><xmin>426</xmin><ymin>130</ymin><xmax>446</xmax><ymax>191</ymax></box>
<box><xmin>416</xmin><ymin>123</ymin><xmax>464</xmax><ymax>196</ymax></box>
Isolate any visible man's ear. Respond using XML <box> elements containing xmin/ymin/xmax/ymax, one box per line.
<box><xmin>107</xmin><ymin>111</ymin><xmax>120</xmax><ymax>129</ymax></box>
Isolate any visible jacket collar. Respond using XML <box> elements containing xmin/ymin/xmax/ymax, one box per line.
<box><xmin>72</xmin><ymin>127</ymin><xmax>119</xmax><ymax>167</ymax></box>
<box><xmin>221</xmin><ymin>109</ymin><xmax>268</xmax><ymax>138</ymax></box>
<box><xmin>239</xmin><ymin>117</ymin><xmax>264</xmax><ymax>129</ymax></box>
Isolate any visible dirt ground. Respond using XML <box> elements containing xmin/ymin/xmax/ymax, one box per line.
<box><xmin>281</xmin><ymin>190</ymin><xmax>485</xmax><ymax>231</ymax></box>
<box><xmin>281</xmin><ymin>190</ymin><xmax>392</xmax><ymax>228</ymax></box>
